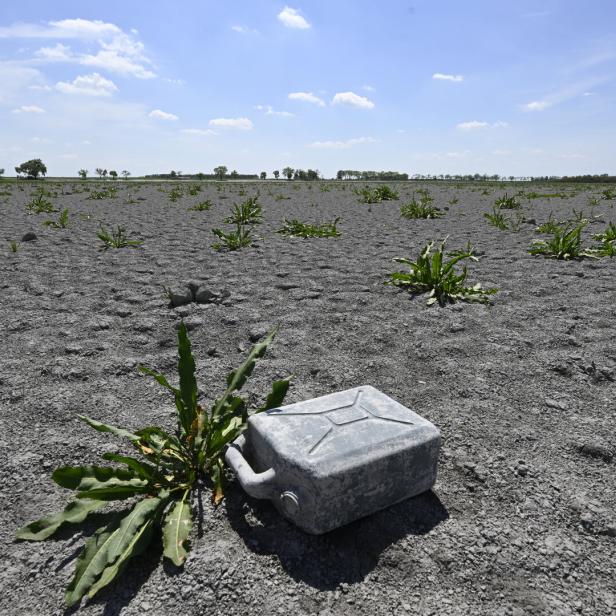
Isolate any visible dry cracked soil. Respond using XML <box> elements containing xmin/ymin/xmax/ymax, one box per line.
<box><xmin>0</xmin><ymin>180</ymin><xmax>615</xmax><ymax>616</ymax></box>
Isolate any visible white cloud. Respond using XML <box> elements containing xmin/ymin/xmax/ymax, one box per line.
<box><xmin>149</xmin><ymin>109</ymin><xmax>179</xmax><ymax>121</ymax></box>
<box><xmin>55</xmin><ymin>73</ymin><xmax>118</xmax><ymax>96</ymax></box>
<box><xmin>278</xmin><ymin>7</ymin><xmax>311</xmax><ymax>29</ymax></box>
<box><xmin>231</xmin><ymin>25</ymin><xmax>259</xmax><ymax>34</ymax></box>
<box><xmin>492</xmin><ymin>149</ymin><xmax>512</xmax><ymax>156</ymax></box>
<box><xmin>208</xmin><ymin>117</ymin><xmax>253</xmax><ymax>130</ymax></box>
<box><xmin>181</xmin><ymin>128</ymin><xmax>217</xmax><ymax>136</ymax></box>
<box><xmin>523</xmin><ymin>100</ymin><xmax>551</xmax><ymax>111</ymax></box>
<box><xmin>457</xmin><ymin>120</ymin><xmax>508</xmax><ymax>130</ymax></box>
<box><xmin>5</xmin><ymin>18</ymin><xmax>155</xmax><ymax>79</ymax></box>
<box><xmin>288</xmin><ymin>91</ymin><xmax>325</xmax><ymax>106</ymax></box>
<box><xmin>582</xmin><ymin>92</ymin><xmax>595</xmax><ymax>97</ymax></box>
<box><xmin>35</xmin><ymin>43</ymin><xmax>71</xmax><ymax>60</ymax></box>
<box><xmin>254</xmin><ymin>105</ymin><xmax>294</xmax><ymax>117</ymax></box>
<box><xmin>307</xmin><ymin>136</ymin><xmax>376</xmax><ymax>149</ymax></box>
<box><xmin>12</xmin><ymin>105</ymin><xmax>45</xmax><ymax>114</ymax></box>
<box><xmin>362</xmin><ymin>84</ymin><xmax>375</xmax><ymax>92</ymax></box>
<box><xmin>332</xmin><ymin>91</ymin><xmax>375</xmax><ymax>109</ymax></box>
<box><xmin>432</xmin><ymin>73</ymin><xmax>464</xmax><ymax>82</ymax></box>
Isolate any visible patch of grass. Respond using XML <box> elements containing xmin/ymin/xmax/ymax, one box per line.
<box><xmin>97</xmin><ymin>225</ymin><xmax>143</xmax><ymax>250</ymax></box>
<box><xmin>43</xmin><ymin>208</ymin><xmax>70</xmax><ymax>229</ymax></box>
<box><xmin>386</xmin><ymin>238</ymin><xmax>497</xmax><ymax>306</ymax></box>
<box><xmin>223</xmin><ymin>195</ymin><xmax>262</xmax><ymax>225</ymax></box>
<box><xmin>529</xmin><ymin>222</ymin><xmax>594</xmax><ymax>260</ymax></box>
<box><xmin>188</xmin><ymin>200</ymin><xmax>213</xmax><ymax>212</ymax></box>
<box><xmin>9</xmin><ymin>240</ymin><xmax>19</xmax><ymax>252</ymax></box>
<box><xmin>277</xmin><ymin>217</ymin><xmax>341</xmax><ymax>238</ymax></box>
<box><xmin>484</xmin><ymin>207</ymin><xmax>509</xmax><ymax>230</ymax></box>
<box><xmin>211</xmin><ymin>225</ymin><xmax>253</xmax><ymax>251</ymax></box>
<box><xmin>15</xmin><ymin>323</ymin><xmax>290</xmax><ymax>607</ymax></box>
<box><xmin>589</xmin><ymin>222</ymin><xmax>616</xmax><ymax>257</ymax></box>
<box><xmin>355</xmin><ymin>185</ymin><xmax>399</xmax><ymax>204</ymax></box>
<box><xmin>400</xmin><ymin>193</ymin><xmax>443</xmax><ymax>219</ymax></box>
<box><xmin>88</xmin><ymin>186</ymin><xmax>118</xmax><ymax>200</ymax></box>
<box><xmin>601</xmin><ymin>188</ymin><xmax>616</xmax><ymax>201</ymax></box>
<box><xmin>187</xmin><ymin>184</ymin><xmax>202</xmax><ymax>196</ymax></box>
<box><xmin>535</xmin><ymin>212</ymin><xmax>563</xmax><ymax>234</ymax></box>
<box><xmin>26</xmin><ymin>191</ymin><xmax>56</xmax><ymax>214</ymax></box>
<box><xmin>448</xmin><ymin>196</ymin><xmax>459</xmax><ymax>205</ymax></box>
<box><xmin>168</xmin><ymin>186</ymin><xmax>183</xmax><ymax>202</ymax></box>
<box><xmin>494</xmin><ymin>193</ymin><xmax>520</xmax><ymax>209</ymax></box>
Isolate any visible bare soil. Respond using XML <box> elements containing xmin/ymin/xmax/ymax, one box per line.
<box><xmin>1</xmin><ymin>180</ymin><xmax>615</xmax><ymax>616</ymax></box>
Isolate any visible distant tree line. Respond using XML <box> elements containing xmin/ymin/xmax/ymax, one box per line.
<box><xmin>336</xmin><ymin>170</ymin><xmax>409</xmax><ymax>181</ymax></box>
<box><xmin>531</xmin><ymin>174</ymin><xmax>616</xmax><ymax>183</ymax></box>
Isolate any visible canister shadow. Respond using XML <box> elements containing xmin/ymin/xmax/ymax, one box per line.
<box><xmin>225</xmin><ymin>483</ymin><xmax>448</xmax><ymax>589</ymax></box>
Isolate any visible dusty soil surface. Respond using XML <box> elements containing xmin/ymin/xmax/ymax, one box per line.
<box><xmin>1</xmin><ymin>180</ymin><xmax>615</xmax><ymax>616</ymax></box>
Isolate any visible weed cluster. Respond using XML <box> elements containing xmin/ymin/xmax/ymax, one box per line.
<box><xmin>97</xmin><ymin>225</ymin><xmax>143</xmax><ymax>250</ymax></box>
<box><xmin>355</xmin><ymin>185</ymin><xmax>399</xmax><ymax>204</ymax></box>
<box><xmin>212</xmin><ymin>195</ymin><xmax>261</xmax><ymax>250</ymax></box>
<box><xmin>188</xmin><ymin>200</ymin><xmax>213</xmax><ymax>212</ymax></box>
<box><xmin>386</xmin><ymin>239</ymin><xmax>497</xmax><ymax>306</ymax></box>
<box><xmin>277</xmin><ymin>217</ymin><xmax>341</xmax><ymax>238</ymax></box>
<box><xmin>16</xmin><ymin>323</ymin><xmax>289</xmax><ymax>606</ymax></box>
<box><xmin>26</xmin><ymin>190</ymin><xmax>56</xmax><ymax>214</ymax></box>
<box><xmin>88</xmin><ymin>186</ymin><xmax>118</xmax><ymax>200</ymax></box>
<box><xmin>494</xmin><ymin>193</ymin><xmax>520</xmax><ymax>209</ymax></box>
<box><xmin>400</xmin><ymin>190</ymin><xmax>442</xmax><ymax>219</ymax></box>
<box><xmin>43</xmin><ymin>208</ymin><xmax>70</xmax><ymax>229</ymax></box>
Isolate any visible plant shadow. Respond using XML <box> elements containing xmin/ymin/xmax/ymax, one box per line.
<box><xmin>225</xmin><ymin>482</ymin><xmax>448</xmax><ymax>590</ymax></box>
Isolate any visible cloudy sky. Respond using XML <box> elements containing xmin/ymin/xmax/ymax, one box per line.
<box><xmin>1</xmin><ymin>1</ymin><xmax>615</xmax><ymax>177</ymax></box>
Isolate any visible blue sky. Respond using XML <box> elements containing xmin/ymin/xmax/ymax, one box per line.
<box><xmin>1</xmin><ymin>1</ymin><xmax>615</xmax><ymax>177</ymax></box>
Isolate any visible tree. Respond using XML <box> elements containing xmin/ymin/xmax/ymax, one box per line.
<box><xmin>230</xmin><ymin>170</ymin><xmax>239</xmax><ymax>179</ymax></box>
<box><xmin>102</xmin><ymin>169</ymin><xmax>108</xmax><ymax>179</ymax></box>
<box><xmin>78</xmin><ymin>169</ymin><xmax>88</xmax><ymax>179</ymax></box>
<box><xmin>196</xmin><ymin>172</ymin><xmax>205</xmax><ymax>180</ymax></box>
<box><xmin>15</xmin><ymin>158</ymin><xmax>47</xmax><ymax>179</ymax></box>
<box><xmin>282</xmin><ymin>166</ymin><xmax>294</xmax><ymax>180</ymax></box>
<box><xmin>109</xmin><ymin>170</ymin><xmax>118</xmax><ymax>180</ymax></box>
<box><xmin>273</xmin><ymin>170</ymin><xmax>280</xmax><ymax>180</ymax></box>
<box><xmin>260</xmin><ymin>171</ymin><xmax>267</xmax><ymax>180</ymax></box>
<box><xmin>213</xmin><ymin>165</ymin><xmax>228</xmax><ymax>180</ymax></box>
<box><xmin>95</xmin><ymin>167</ymin><xmax>104</xmax><ymax>179</ymax></box>
<box><xmin>169</xmin><ymin>170</ymin><xmax>177</xmax><ymax>178</ymax></box>
<box><xmin>121</xmin><ymin>170</ymin><xmax>131</xmax><ymax>180</ymax></box>
<box><xmin>0</xmin><ymin>168</ymin><xmax>5</xmax><ymax>179</ymax></box>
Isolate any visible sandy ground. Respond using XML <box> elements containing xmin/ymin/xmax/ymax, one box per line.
<box><xmin>1</xmin><ymin>180</ymin><xmax>614</xmax><ymax>616</ymax></box>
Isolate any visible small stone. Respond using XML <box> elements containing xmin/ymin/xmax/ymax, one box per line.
<box><xmin>449</xmin><ymin>323</ymin><xmax>465</xmax><ymax>333</ymax></box>
<box><xmin>545</xmin><ymin>398</ymin><xmax>567</xmax><ymax>411</ymax></box>
<box><xmin>176</xmin><ymin>317</ymin><xmax>203</xmax><ymax>331</ymax></box>
<box><xmin>578</xmin><ymin>442</ymin><xmax>613</xmax><ymax>463</ymax></box>
<box><xmin>168</xmin><ymin>288</ymin><xmax>193</xmax><ymax>307</ymax></box>
<box><xmin>249</xmin><ymin>328</ymin><xmax>269</xmax><ymax>342</ymax></box>
<box><xmin>21</xmin><ymin>232</ymin><xmax>37</xmax><ymax>241</ymax></box>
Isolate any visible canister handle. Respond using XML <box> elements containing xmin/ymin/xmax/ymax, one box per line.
<box><xmin>225</xmin><ymin>434</ymin><xmax>278</xmax><ymax>500</ymax></box>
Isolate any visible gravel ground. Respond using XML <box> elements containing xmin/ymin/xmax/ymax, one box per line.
<box><xmin>1</xmin><ymin>180</ymin><xmax>615</xmax><ymax>616</ymax></box>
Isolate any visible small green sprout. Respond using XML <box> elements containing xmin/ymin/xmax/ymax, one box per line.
<box><xmin>277</xmin><ymin>217</ymin><xmax>341</xmax><ymax>238</ymax></box>
<box><xmin>97</xmin><ymin>225</ymin><xmax>143</xmax><ymax>250</ymax></box>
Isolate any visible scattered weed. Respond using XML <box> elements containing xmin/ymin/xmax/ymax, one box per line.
<box><xmin>529</xmin><ymin>223</ymin><xmax>593</xmax><ymax>260</ymax></box>
<box><xmin>223</xmin><ymin>196</ymin><xmax>262</xmax><ymax>225</ymax></box>
<box><xmin>26</xmin><ymin>191</ymin><xmax>56</xmax><ymax>214</ymax></box>
<box><xmin>386</xmin><ymin>238</ymin><xmax>497</xmax><ymax>306</ymax></box>
<box><xmin>494</xmin><ymin>193</ymin><xmax>520</xmax><ymax>209</ymax></box>
<box><xmin>355</xmin><ymin>185</ymin><xmax>399</xmax><ymax>204</ymax></box>
<box><xmin>88</xmin><ymin>187</ymin><xmax>118</xmax><ymax>200</ymax></box>
<box><xmin>16</xmin><ymin>323</ymin><xmax>289</xmax><ymax>607</ymax></box>
<box><xmin>400</xmin><ymin>193</ymin><xmax>443</xmax><ymax>219</ymax></box>
<box><xmin>212</xmin><ymin>225</ymin><xmax>253</xmax><ymax>250</ymax></box>
<box><xmin>277</xmin><ymin>217</ymin><xmax>341</xmax><ymax>238</ymax></box>
<box><xmin>188</xmin><ymin>200</ymin><xmax>213</xmax><ymax>212</ymax></box>
<box><xmin>97</xmin><ymin>225</ymin><xmax>143</xmax><ymax>250</ymax></box>
<box><xmin>43</xmin><ymin>208</ymin><xmax>70</xmax><ymax>229</ymax></box>
<box><xmin>9</xmin><ymin>240</ymin><xmax>19</xmax><ymax>253</ymax></box>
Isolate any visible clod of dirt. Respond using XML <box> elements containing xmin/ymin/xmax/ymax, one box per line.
<box><xmin>167</xmin><ymin>283</ymin><xmax>230</xmax><ymax>307</ymax></box>
<box><xmin>21</xmin><ymin>232</ymin><xmax>37</xmax><ymax>241</ymax></box>
<box><xmin>576</xmin><ymin>442</ymin><xmax>614</xmax><ymax>463</ymax></box>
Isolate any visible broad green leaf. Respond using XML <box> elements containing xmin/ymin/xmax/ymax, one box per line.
<box><xmin>52</xmin><ymin>465</ymin><xmax>138</xmax><ymax>490</ymax></box>
<box><xmin>162</xmin><ymin>492</ymin><xmax>192</xmax><ymax>566</ymax></box>
<box><xmin>257</xmin><ymin>379</ymin><xmax>290</xmax><ymax>414</ymax></box>
<box><xmin>177</xmin><ymin>321</ymin><xmax>198</xmax><ymax>435</ymax></box>
<box><xmin>138</xmin><ymin>366</ymin><xmax>180</xmax><ymax>396</ymax></box>
<box><xmin>65</xmin><ymin>496</ymin><xmax>164</xmax><ymax>607</ymax></box>
<box><xmin>101</xmin><ymin>453</ymin><xmax>157</xmax><ymax>481</ymax></box>
<box><xmin>16</xmin><ymin>499</ymin><xmax>105</xmax><ymax>541</ymax></box>
<box><xmin>212</xmin><ymin>328</ymin><xmax>277</xmax><ymax>420</ymax></box>
<box><xmin>77</xmin><ymin>483</ymin><xmax>150</xmax><ymax>501</ymax></box>
<box><xmin>78</xmin><ymin>415</ymin><xmax>140</xmax><ymax>443</ymax></box>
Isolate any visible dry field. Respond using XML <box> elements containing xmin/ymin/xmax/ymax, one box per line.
<box><xmin>1</xmin><ymin>179</ymin><xmax>615</xmax><ymax>615</ymax></box>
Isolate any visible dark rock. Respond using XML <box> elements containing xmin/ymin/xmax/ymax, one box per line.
<box><xmin>577</xmin><ymin>442</ymin><xmax>613</xmax><ymax>463</ymax></box>
<box><xmin>21</xmin><ymin>232</ymin><xmax>37</xmax><ymax>241</ymax></box>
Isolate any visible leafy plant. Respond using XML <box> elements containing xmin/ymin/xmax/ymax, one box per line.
<box><xmin>448</xmin><ymin>196</ymin><xmax>459</xmax><ymax>205</ymax></box>
<box><xmin>386</xmin><ymin>238</ymin><xmax>497</xmax><ymax>306</ymax></box>
<box><xmin>277</xmin><ymin>217</ymin><xmax>341</xmax><ymax>238</ymax></box>
<box><xmin>16</xmin><ymin>323</ymin><xmax>290</xmax><ymax>607</ymax></box>
<box><xmin>484</xmin><ymin>207</ymin><xmax>508</xmax><ymax>230</ymax></box>
<box><xmin>223</xmin><ymin>195</ymin><xmax>262</xmax><ymax>225</ymax></box>
<box><xmin>589</xmin><ymin>222</ymin><xmax>616</xmax><ymax>257</ymax></box>
<box><xmin>188</xmin><ymin>200</ymin><xmax>213</xmax><ymax>212</ymax></box>
<box><xmin>9</xmin><ymin>240</ymin><xmax>19</xmax><ymax>252</ymax></box>
<box><xmin>601</xmin><ymin>188</ymin><xmax>616</xmax><ymax>201</ymax></box>
<box><xmin>494</xmin><ymin>193</ymin><xmax>520</xmax><ymax>209</ymax></box>
<box><xmin>529</xmin><ymin>222</ymin><xmax>593</xmax><ymax>259</ymax></box>
<box><xmin>212</xmin><ymin>225</ymin><xmax>253</xmax><ymax>250</ymax></box>
<box><xmin>535</xmin><ymin>212</ymin><xmax>562</xmax><ymax>234</ymax></box>
<box><xmin>593</xmin><ymin>222</ymin><xmax>616</xmax><ymax>243</ymax></box>
<box><xmin>400</xmin><ymin>194</ymin><xmax>443</xmax><ymax>219</ymax></box>
<box><xmin>43</xmin><ymin>208</ymin><xmax>69</xmax><ymax>229</ymax></box>
<box><xmin>187</xmin><ymin>184</ymin><xmax>202</xmax><ymax>196</ymax></box>
<box><xmin>88</xmin><ymin>186</ymin><xmax>118</xmax><ymax>200</ymax></box>
<box><xmin>355</xmin><ymin>185</ymin><xmax>399</xmax><ymax>204</ymax></box>
<box><xmin>97</xmin><ymin>225</ymin><xmax>143</xmax><ymax>250</ymax></box>
<box><xmin>169</xmin><ymin>186</ymin><xmax>183</xmax><ymax>202</ymax></box>
<box><xmin>26</xmin><ymin>191</ymin><xmax>56</xmax><ymax>214</ymax></box>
